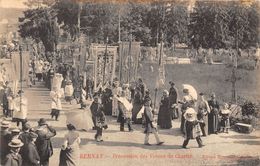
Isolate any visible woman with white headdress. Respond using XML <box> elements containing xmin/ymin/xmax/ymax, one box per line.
<box><xmin>157</xmin><ymin>90</ymin><xmax>172</xmax><ymax>129</ymax></box>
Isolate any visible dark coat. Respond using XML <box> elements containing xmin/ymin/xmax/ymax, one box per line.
<box><xmin>3</xmin><ymin>152</ymin><xmax>22</xmax><ymax>166</ymax></box>
<box><xmin>144</xmin><ymin>106</ymin><xmax>155</xmax><ymax>133</ymax></box>
<box><xmin>22</xmin><ymin>142</ymin><xmax>40</xmax><ymax>166</ymax></box>
<box><xmin>102</xmin><ymin>88</ymin><xmax>113</xmax><ymax>115</ymax></box>
<box><xmin>18</xmin><ymin>132</ymin><xmax>31</xmax><ymax>161</ymax></box>
<box><xmin>35</xmin><ymin>126</ymin><xmax>56</xmax><ymax>162</ymax></box>
<box><xmin>1</xmin><ymin>130</ymin><xmax>12</xmax><ymax>162</ymax></box>
<box><xmin>169</xmin><ymin>87</ymin><xmax>178</xmax><ymax>105</ymax></box>
<box><xmin>157</xmin><ymin>97</ymin><xmax>172</xmax><ymax>129</ymax></box>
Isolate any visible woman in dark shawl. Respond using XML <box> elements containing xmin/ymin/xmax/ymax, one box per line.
<box><xmin>157</xmin><ymin>90</ymin><xmax>172</xmax><ymax>129</ymax></box>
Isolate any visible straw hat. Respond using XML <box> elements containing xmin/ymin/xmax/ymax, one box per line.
<box><xmin>8</xmin><ymin>139</ymin><xmax>24</xmax><ymax>148</ymax></box>
<box><xmin>1</xmin><ymin>121</ymin><xmax>10</xmax><ymax>128</ymax></box>
<box><xmin>11</xmin><ymin>128</ymin><xmax>21</xmax><ymax>133</ymax></box>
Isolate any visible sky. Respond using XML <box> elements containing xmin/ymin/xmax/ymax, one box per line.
<box><xmin>0</xmin><ymin>0</ymin><xmax>27</xmax><ymax>8</ymax></box>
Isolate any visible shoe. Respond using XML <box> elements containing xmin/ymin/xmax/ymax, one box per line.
<box><xmin>144</xmin><ymin>143</ymin><xmax>152</xmax><ymax>146</ymax></box>
<box><xmin>129</xmin><ymin>129</ymin><xmax>134</xmax><ymax>132</ymax></box>
<box><xmin>199</xmin><ymin>144</ymin><xmax>205</xmax><ymax>148</ymax></box>
<box><xmin>120</xmin><ymin>129</ymin><xmax>125</xmax><ymax>132</ymax></box>
<box><xmin>157</xmin><ymin>142</ymin><xmax>164</xmax><ymax>145</ymax></box>
<box><xmin>182</xmin><ymin>146</ymin><xmax>188</xmax><ymax>149</ymax></box>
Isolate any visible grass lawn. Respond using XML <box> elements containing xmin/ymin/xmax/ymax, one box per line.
<box><xmin>137</xmin><ymin>63</ymin><xmax>260</xmax><ymax>108</ymax></box>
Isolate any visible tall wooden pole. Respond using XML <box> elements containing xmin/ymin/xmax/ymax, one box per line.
<box><xmin>127</xmin><ymin>34</ymin><xmax>132</xmax><ymax>84</ymax></box>
<box><xmin>102</xmin><ymin>37</ymin><xmax>109</xmax><ymax>85</ymax></box>
<box><xmin>19</xmin><ymin>45</ymin><xmax>22</xmax><ymax>111</ymax></box>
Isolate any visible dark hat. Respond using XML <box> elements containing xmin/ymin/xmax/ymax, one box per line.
<box><xmin>8</xmin><ymin>139</ymin><xmax>24</xmax><ymax>148</ymax></box>
<box><xmin>22</xmin><ymin>122</ymin><xmax>31</xmax><ymax>131</ymax></box>
<box><xmin>38</xmin><ymin>118</ymin><xmax>47</xmax><ymax>126</ymax></box>
<box><xmin>169</xmin><ymin>81</ymin><xmax>175</xmax><ymax>86</ymax></box>
<box><xmin>18</xmin><ymin>90</ymin><xmax>24</xmax><ymax>94</ymax></box>
<box><xmin>29</xmin><ymin>132</ymin><xmax>38</xmax><ymax>139</ymax></box>
<box><xmin>67</xmin><ymin>123</ymin><xmax>76</xmax><ymax>130</ymax></box>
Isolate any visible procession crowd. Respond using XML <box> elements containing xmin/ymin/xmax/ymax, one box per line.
<box><xmin>0</xmin><ymin>58</ymin><xmax>232</xmax><ymax>166</ymax></box>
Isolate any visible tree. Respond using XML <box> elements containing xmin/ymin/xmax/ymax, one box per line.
<box><xmin>18</xmin><ymin>8</ymin><xmax>59</xmax><ymax>62</ymax></box>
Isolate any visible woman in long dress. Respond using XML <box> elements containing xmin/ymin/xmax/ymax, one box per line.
<box><xmin>157</xmin><ymin>90</ymin><xmax>172</xmax><ymax>129</ymax></box>
<box><xmin>208</xmin><ymin>93</ymin><xmax>220</xmax><ymax>134</ymax></box>
<box><xmin>59</xmin><ymin>124</ymin><xmax>81</xmax><ymax>166</ymax></box>
<box><xmin>132</xmin><ymin>87</ymin><xmax>143</xmax><ymax>124</ymax></box>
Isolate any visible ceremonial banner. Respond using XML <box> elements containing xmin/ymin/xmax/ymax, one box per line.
<box><xmin>119</xmin><ymin>42</ymin><xmax>141</xmax><ymax>83</ymax></box>
<box><xmin>91</xmin><ymin>44</ymin><xmax>117</xmax><ymax>91</ymax></box>
<box><xmin>11</xmin><ymin>51</ymin><xmax>30</xmax><ymax>81</ymax></box>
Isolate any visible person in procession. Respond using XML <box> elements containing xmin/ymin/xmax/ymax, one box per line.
<box><xmin>117</xmin><ymin>90</ymin><xmax>133</xmax><ymax>132</ymax></box>
<box><xmin>220</xmin><ymin>103</ymin><xmax>231</xmax><ymax>133</ymax></box>
<box><xmin>196</xmin><ymin>93</ymin><xmax>210</xmax><ymax>136</ymax></box>
<box><xmin>157</xmin><ymin>90</ymin><xmax>172</xmax><ymax>129</ymax></box>
<box><xmin>168</xmin><ymin>81</ymin><xmax>179</xmax><ymax>119</ymax></box>
<box><xmin>13</xmin><ymin>90</ymin><xmax>28</xmax><ymax>127</ymax></box>
<box><xmin>50</xmin><ymin>87</ymin><xmax>62</xmax><ymax>121</ymax></box>
<box><xmin>208</xmin><ymin>93</ymin><xmax>220</xmax><ymax>134</ymax></box>
<box><xmin>59</xmin><ymin>124</ymin><xmax>81</xmax><ymax>166</ymax></box>
<box><xmin>143</xmin><ymin>99</ymin><xmax>164</xmax><ymax>146</ymax></box>
<box><xmin>182</xmin><ymin>107</ymin><xmax>204</xmax><ymax>149</ymax></box>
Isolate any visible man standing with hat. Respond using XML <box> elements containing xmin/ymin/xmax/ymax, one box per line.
<box><xmin>22</xmin><ymin>132</ymin><xmax>40</xmax><ymax>166</ymax></box>
<box><xmin>13</xmin><ymin>90</ymin><xmax>28</xmax><ymax>127</ymax></box>
<box><xmin>168</xmin><ymin>81</ymin><xmax>179</xmax><ymax>119</ymax></box>
<box><xmin>19</xmin><ymin>122</ymin><xmax>32</xmax><ymax>163</ymax></box>
<box><xmin>35</xmin><ymin>118</ymin><xmax>56</xmax><ymax>166</ymax></box>
<box><xmin>197</xmin><ymin>92</ymin><xmax>210</xmax><ymax>136</ymax></box>
<box><xmin>0</xmin><ymin>121</ymin><xmax>12</xmax><ymax>164</ymax></box>
<box><xmin>3</xmin><ymin>138</ymin><xmax>23</xmax><ymax>166</ymax></box>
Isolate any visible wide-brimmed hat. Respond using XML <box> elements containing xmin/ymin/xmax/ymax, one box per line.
<box><xmin>8</xmin><ymin>139</ymin><xmax>24</xmax><ymax>148</ymax></box>
<box><xmin>38</xmin><ymin>118</ymin><xmax>47</xmax><ymax>126</ymax></box>
<box><xmin>29</xmin><ymin>132</ymin><xmax>38</xmax><ymax>139</ymax></box>
<box><xmin>1</xmin><ymin>121</ymin><xmax>10</xmax><ymax>128</ymax></box>
<box><xmin>11</xmin><ymin>128</ymin><xmax>20</xmax><ymax>133</ymax></box>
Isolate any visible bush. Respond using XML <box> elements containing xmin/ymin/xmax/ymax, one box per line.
<box><xmin>241</xmin><ymin>101</ymin><xmax>258</xmax><ymax>116</ymax></box>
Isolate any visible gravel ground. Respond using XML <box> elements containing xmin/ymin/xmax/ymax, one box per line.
<box><xmin>2</xmin><ymin>82</ymin><xmax>260</xmax><ymax>166</ymax></box>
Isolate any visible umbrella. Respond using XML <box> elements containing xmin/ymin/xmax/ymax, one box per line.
<box><xmin>183</xmin><ymin>84</ymin><xmax>198</xmax><ymax>100</ymax></box>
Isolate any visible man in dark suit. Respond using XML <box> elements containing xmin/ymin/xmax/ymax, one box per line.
<box><xmin>0</xmin><ymin>121</ymin><xmax>12</xmax><ymax>164</ymax></box>
<box><xmin>35</xmin><ymin>118</ymin><xmax>56</xmax><ymax>166</ymax></box>
<box><xmin>19</xmin><ymin>123</ymin><xmax>32</xmax><ymax>163</ymax></box>
<box><xmin>3</xmin><ymin>139</ymin><xmax>23</xmax><ymax>166</ymax></box>
<box><xmin>22</xmin><ymin>132</ymin><xmax>40</xmax><ymax>166</ymax></box>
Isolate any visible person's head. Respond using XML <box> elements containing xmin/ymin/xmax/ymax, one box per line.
<box><xmin>93</xmin><ymin>95</ymin><xmax>101</xmax><ymax>104</ymax></box>
<box><xmin>211</xmin><ymin>93</ymin><xmax>216</xmax><ymax>100</ymax></box>
<box><xmin>8</xmin><ymin>139</ymin><xmax>23</xmax><ymax>153</ymax></box>
<box><xmin>199</xmin><ymin>92</ymin><xmax>205</xmax><ymax>100</ymax></box>
<box><xmin>163</xmin><ymin>90</ymin><xmax>169</xmax><ymax>97</ymax></box>
<box><xmin>38</xmin><ymin>118</ymin><xmax>47</xmax><ymax>126</ymax></box>
<box><xmin>29</xmin><ymin>132</ymin><xmax>38</xmax><ymax>142</ymax></box>
<box><xmin>145</xmin><ymin>89</ymin><xmax>150</xmax><ymax>95</ymax></box>
<box><xmin>22</xmin><ymin>122</ymin><xmax>31</xmax><ymax>132</ymax></box>
<box><xmin>169</xmin><ymin>81</ymin><xmax>175</xmax><ymax>87</ymax></box>
<box><xmin>67</xmin><ymin>124</ymin><xmax>76</xmax><ymax>131</ymax></box>
<box><xmin>223</xmin><ymin>103</ymin><xmax>229</xmax><ymax>109</ymax></box>
<box><xmin>144</xmin><ymin>99</ymin><xmax>151</xmax><ymax>106</ymax></box>
<box><xmin>11</xmin><ymin>128</ymin><xmax>20</xmax><ymax>136</ymax></box>
<box><xmin>17</xmin><ymin>90</ymin><xmax>24</xmax><ymax>96</ymax></box>
<box><xmin>138</xmin><ymin>78</ymin><xmax>142</xmax><ymax>83</ymax></box>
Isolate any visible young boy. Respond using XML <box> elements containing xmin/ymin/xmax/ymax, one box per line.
<box><xmin>143</xmin><ymin>99</ymin><xmax>164</xmax><ymax>146</ymax></box>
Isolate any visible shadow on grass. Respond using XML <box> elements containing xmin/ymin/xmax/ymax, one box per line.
<box><xmin>220</xmin><ymin>135</ymin><xmax>260</xmax><ymax>140</ymax></box>
<box><xmin>232</xmin><ymin>140</ymin><xmax>260</xmax><ymax>145</ymax></box>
